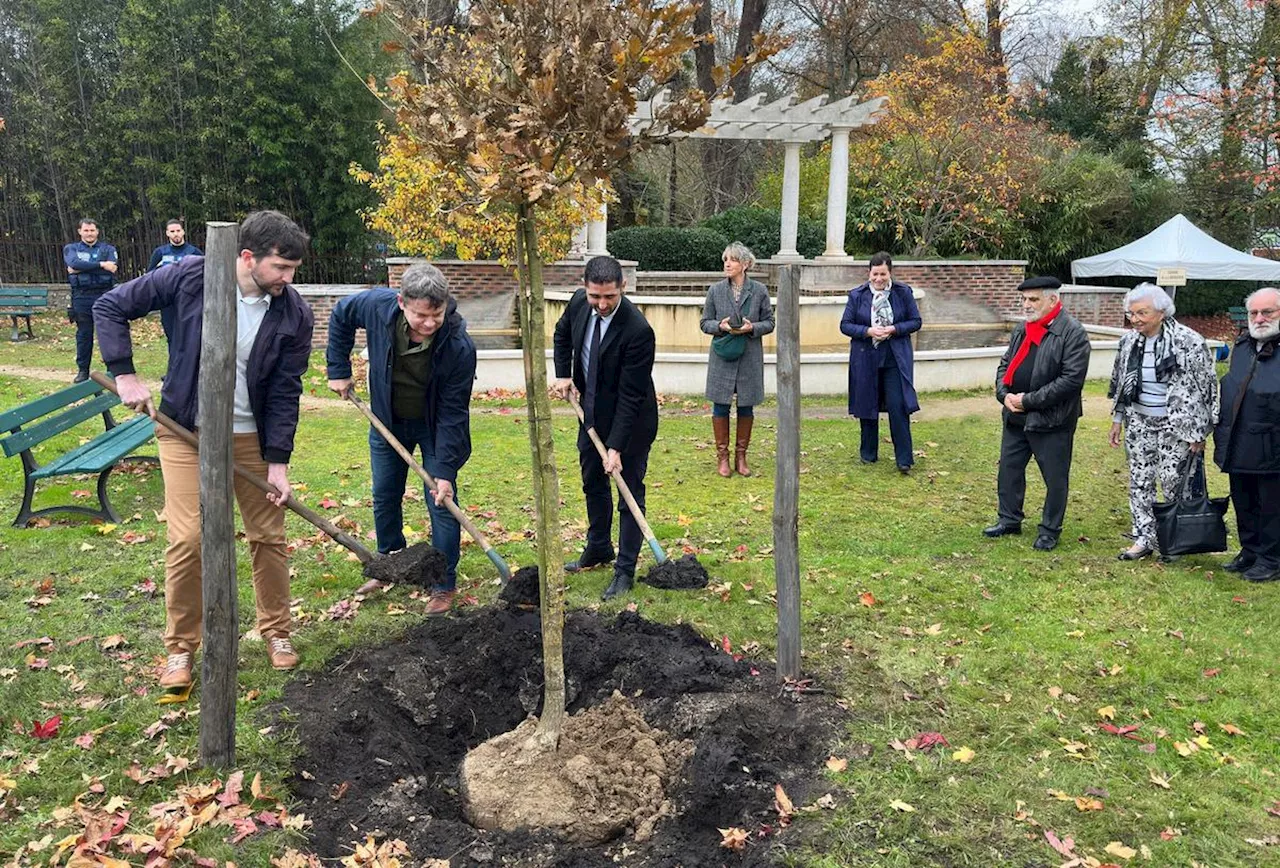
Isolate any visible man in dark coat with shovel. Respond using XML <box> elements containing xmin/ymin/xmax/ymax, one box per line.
<box><xmin>94</xmin><ymin>210</ymin><xmax>314</xmax><ymax>688</ymax></box>
<box><xmin>327</xmin><ymin>263</ymin><xmax>477</xmax><ymax>614</ymax></box>
<box><xmin>552</xmin><ymin>255</ymin><xmax>659</xmax><ymax>601</ymax></box>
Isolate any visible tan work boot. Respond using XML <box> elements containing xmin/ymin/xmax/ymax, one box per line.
<box><xmin>425</xmin><ymin>590</ymin><xmax>456</xmax><ymax>616</ymax></box>
<box><xmin>267</xmin><ymin>635</ymin><xmax>299</xmax><ymax>670</ymax></box>
<box><xmin>159</xmin><ymin>652</ymin><xmax>193</xmax><ymax>689</ymax></box>
<box><xmin>713</xmin><ymin>416</ymin><xmax>732</xmax><ymax>477</ymax></box>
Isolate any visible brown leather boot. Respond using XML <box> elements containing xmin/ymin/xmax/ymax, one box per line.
<box><xmin>713</xmin><ymin>416</ymin><xmax>732</xmax><ymax>477</ymax></box>
<box><xmin>735</xmin><ymin>415</ymin><xmax>754</xmax><ymax>477</ymax></box>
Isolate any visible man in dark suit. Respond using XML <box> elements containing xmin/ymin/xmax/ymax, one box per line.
<box><xmin>551</xmin><ymin>255</ymin><xmax>659</xmax><ymax>600</ymax></box>
<box><xmin>985</xmin><ymin>276</ymin><xmax>1091</xmax><ymax>551</ymax></box>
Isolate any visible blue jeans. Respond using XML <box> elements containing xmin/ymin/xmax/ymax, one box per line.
<box><xmin>712</xmin><ymin>402</ymin><xmax>754</xmax><ymax>418</ymax></box>
<box><xmin>369</xmin><ymin>418</ymin><xmax>460</xmax><ymax>591</ymax></box>
<box><xmin>859</xmin><ymin>361</ymin><xmax>913</xmax><ymax>468</ymax></box>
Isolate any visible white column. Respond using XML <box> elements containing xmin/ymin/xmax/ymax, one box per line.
<box><xmin>586</xmin><ymin>202</ymin><xmax>609</xmax><ymax>256</ymax></box>
<box><xmin>775</xmin><ymin>141</ymin><xmax>804</xmax><ymax>261</ymax></box>
<box><xmin>816</xmin><ymin>127</ymin><xmax>853</xmax><ymax>262</ymax></box>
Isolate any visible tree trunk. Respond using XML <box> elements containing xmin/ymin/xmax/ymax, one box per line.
<box><xmin>985</xmin><ymin>0</ymin><xmax>1006</xmax><ymax>95</ymax></box>
<box><xmin>515</xmin><ymin>201</ymin><xmax>567</xmax><ymax>748</ymax></box>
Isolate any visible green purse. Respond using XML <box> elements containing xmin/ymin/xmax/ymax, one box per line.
<box><xmin>711</xmin><ymin>284</ymin><xmax>752</xmax><ymax>361</ymax></box>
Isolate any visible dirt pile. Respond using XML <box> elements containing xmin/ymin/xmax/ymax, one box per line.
<box><xmin>280</xmin><ymin>607</ymin><xmax>843</xmax><ymax>866</ymax></box>
<box><xmin>642</xmin><ymin>554</ymin><xmax>710</xmax><ymax>590</ymax></box>
<box><xmin>498</xmin><ymin>564</ymin><xmax>541</xmax><ymax>606</ymax></box>
<box><xmin>360</xmin><ymin>542</ymin><xmax>446</xmax><ymax>588</ymax></box>
<box><xmin>460</xmin><ymin>693</ymin><xmax>692</xmax><ymax>844</ymax></box>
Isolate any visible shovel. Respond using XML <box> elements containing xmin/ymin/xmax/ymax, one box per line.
<box><xmin>345</xmin><ymin>393</ymin><xmax>513</xmax><ymax>583</ymax></box>
<box><xmin>91</xmin><ymin>372</ymin><xmax>375</xmax><ymax>564</ymax></box>
<box><xmin>567</xmin><ymin>392</ymin><xmax>667</xmax><ymax>565</ymax></box>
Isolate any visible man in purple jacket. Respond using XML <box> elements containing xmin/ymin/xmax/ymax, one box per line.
<box><xmin>94</xmin><ymin>211</ymin><xmax>314</xmax><ymax>689</ymax></box>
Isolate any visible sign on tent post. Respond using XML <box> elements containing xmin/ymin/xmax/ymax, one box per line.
<box><xmin>1156</xmin><ymin>267</ymin><xmax>1187</xmax><ymax>301</ymax></box>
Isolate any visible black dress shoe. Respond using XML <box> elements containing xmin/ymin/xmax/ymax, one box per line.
<box><xmin>1117</xmin><ymin>545</ymin><xmax>1154</xmax><ymax>561</ymax></box>
<box><xmin>601</xmin><ymin>570</ymin><xmax>634</xmax><ymax>600</ymax></box>
<box><xmin>1033</xmin><ymin>533</ymin><xmax>1058</xmax><ymax>551</ymax></box>
<box><xmin>897</xmin><ymin>465</ymin><xmax>911</xmax><ymax>475</ymax></box>
<box><xmin>565</xmin><ymin>549</ymin><xmax>614</xmax><ymax>574</ymax></box>
<box><xmin>73</xmin><ymin>370</ymin><xmax>89</xmax><ymax>384</ymax></box>
<box><xmin>1223</xmin><ymin>552</ymin><xmax>1256</xmax><ymax>573</ymax></box>
<box><xmin>982</xmin><ymin>522</ymin><xmax>1022</xmax><ymax>538</ymax></box>
<box><xmin>860</xmin><ymin>458</ymin><xmax>877</xmax><ymax>465</ymax></box>
<box><xmin>1242</xmin><ymin>563</ymin><xmax>1280</xmax><ymax>583</ymax></box>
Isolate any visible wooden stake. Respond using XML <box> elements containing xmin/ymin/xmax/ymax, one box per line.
<box><xmin>774</xmin><ymin>263</ymin><xmax>802</xmax><ymax>680</ymax></box>
<box><xmin>198</xmin><ymin>222</ymin><xmax>239</xmax><ymax>768</ymax></box>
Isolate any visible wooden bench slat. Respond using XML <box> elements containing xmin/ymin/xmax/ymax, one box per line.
<box><xmin>0</xmin><ymin>381</ymin><xmax>104</xmax><ymax>432</ymax></box>
<box><xmin>32</xmin><ymin>415</ymin><xmax>155</xmax><ymax>478</ymax></box>
<box><xmin>1</xmin><ymin>392</ymin><xmax>122</xmax><ymax>457</ymax></box>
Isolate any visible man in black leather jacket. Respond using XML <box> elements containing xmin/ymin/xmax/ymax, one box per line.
<box><xmin>984</xmin><ymin>276</ymin><xmax>1092</xmax><ymax>551</ymax></box>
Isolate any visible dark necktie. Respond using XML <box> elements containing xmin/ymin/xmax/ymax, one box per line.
<box><xmin>584</xmin><ymin>314</ymin><xmax>602</xmax><ymax>428</ymax></box>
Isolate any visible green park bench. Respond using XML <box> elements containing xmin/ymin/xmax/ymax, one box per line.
<box><xmin>1228</xmin><ymin>306</ymin><xmax>1248</xmax><ymax>333</ymax></box>
<box><xmin>0</xmin><ymin>287</ymin><xmax>51</xmax><ymax>342</ymax></box>
<box><xmin>1</xmin><ymin>379</ymin><xmax>156</xmax><ymax>527</ymax></box>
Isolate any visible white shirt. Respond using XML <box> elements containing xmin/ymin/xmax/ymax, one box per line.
<box><xmin>233</xmin><ymin>288</ymin><xmax>272</xmax><ymax>433</ymax></box>
<box><xmin>581</xmin><ymin>308</ymin><xmax>618</xmax><ymax>380</ymax></box>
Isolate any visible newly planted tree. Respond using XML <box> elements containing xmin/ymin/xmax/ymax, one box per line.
<box><xmin>365</xmin><ymin>0</ymin><xmax>776</xmax><ymax>747</ymax></box>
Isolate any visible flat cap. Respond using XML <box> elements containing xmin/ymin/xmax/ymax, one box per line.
<box><xmin>1017</xmin><ymin>275</ymin><xmax>1062</xmax><ymax>291</ymax></box>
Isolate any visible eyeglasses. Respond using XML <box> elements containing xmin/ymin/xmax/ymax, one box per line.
<box><xmin>1247</xmin><ymin>307</ymin><xmax>1280</xmax><ymax>319</ymax></box>
<box><xmin>1124</xmin><ymin>308</ymin><xmax>1157</xmax><ymax>319</ymax></box>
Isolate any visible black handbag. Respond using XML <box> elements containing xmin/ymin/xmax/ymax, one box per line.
<box><xmin>1153</xmin><ymin>455</ymin><xmax>1229</xmax><ymax>556</ymax></box>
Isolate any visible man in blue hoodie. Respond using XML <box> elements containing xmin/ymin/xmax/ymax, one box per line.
<box><xmin>63</xmin><ymin>218</ymin><xmax>119</xmax><ymax>382</ymax></box>
<box><xmin>326</xmin><ymin>263</ymin><xmax>476</xmax><ymax>614</ymax></box>
<box><xmin>148</xmin><ymin>219</ymin><xmax>203</xmax><ymax>345</ymax></box>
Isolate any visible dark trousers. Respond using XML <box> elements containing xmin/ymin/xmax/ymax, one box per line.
<box><xmin>71</xmin><ymin>290</ymin><xmax>104</xmax><ymax>373</ymax></box>
<box><xmin>1229</xmin><ymin>472</ymin><xmax>1280</xmax><ymax>570</ymax></box>
<box><xmin>860</xmin><ymin>361</ymin><xmax>913</xmax><ymax>467</ymax></box>
<box><xmin>579</xmin><ymin>436</ymin><xmax>650</xmax><ymax>577</ymax></box>
<box><xmin>369</xmin><ymin>418</ymin><xmax>461</xmax><ymax>590</ymax></box>
<box><xmin>997</xmin><ymin>422</ymin><xmax>1075</xmax><ymax>537</ymax></box>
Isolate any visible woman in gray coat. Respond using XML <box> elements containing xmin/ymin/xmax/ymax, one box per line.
<box><xmin>700</xmin><ymin>242</ymin><xmax>775</xmax><ymax>476</ymax></box>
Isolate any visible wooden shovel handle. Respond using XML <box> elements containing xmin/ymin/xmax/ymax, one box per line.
<box><xmin>567</xmin><ymin>392</ymin><xmax>666</xmax><ymax>563</ymax></box>
<box><xmin>90</xmin><ymin>372</ymin><xmax>374</xmax><ymax>563</ymax></box>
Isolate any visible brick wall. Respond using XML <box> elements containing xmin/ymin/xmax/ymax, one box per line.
<box><xmin>886</xmin><ymin>261</ymin><xmax>1028</xmax><ymax>318</ymax></box>
<box><xmin>1059</xmin><ymin>285</ymin><xmax>1126</xmax><ymax>328</ymax></box>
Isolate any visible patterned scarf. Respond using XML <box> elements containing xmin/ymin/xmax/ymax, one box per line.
<box><xmin>871</xmin><ymin>288</ymin><xmax>893</xmax><ymax>347</ymax></box>
<box><xmin>1002</xmin><ymin>301</ymin><xmax>1062</xmax><ymax>387</ymax></box>
<box><xmin>1111</xmin><ymin>317</ymin><xmax>1178</xmax><ymax>408</ymax></box>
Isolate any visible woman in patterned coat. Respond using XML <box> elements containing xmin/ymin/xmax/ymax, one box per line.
<box><xmin>1107</xmin><ymin>283</ymin><xmax>1220</xmax><ymax>560</ymax></box>
<box><xmin>700</xmin><ymin>242</ymin><xmax>775</xmax><ymax>477</ymax></box>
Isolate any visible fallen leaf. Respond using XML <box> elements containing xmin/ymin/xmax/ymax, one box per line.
<box><xmin>859</xmin><ymin>592</ymin><xmax>876</xmax><ymax>607</ymax></box>
<box><xmin>1048</xmin><ymin>686</ymin><xmax>1063</xmax><ymax>699</ymax></box>
<box><xmin>74</xmin><ymin>732</ymin><xmax>95</xmax><ymax>750</ymax></box>
<box><xmin>100</xmin><ymin>634</ymin><xmax>129</xmax><ymax>650</ymax></box>
<box><xmin>825</xmin><ymin>756</ymin><xmax>848</xmax><ymax>772</ymax></box>
<box><xmin>774</xmin><ymin>783</ymin><xmax>794</xmax><ymax>820</ymax></box>
<box><xmin>1203</xmin><ymin>668</ymin><xmax>1221</xmax><ymax>678</ymax></box>
<box><xmin>889</xmin><ymin>799</ymin><xmax>916</xmax><ymax>812</ymax></box>
<box><xmin>30</xmin><ymin>715</ymin><xmax>61</xmax><ymax>739</ymax></box>
<box><xmin>1219</xmin><ymin>722</ymin><xmax>1245</xmax><ymax>736</ymax></box>
<box><xmin>1149</xmin><ymin>771</ymin><xmax>1172</xmax><ymax>789</ymax></box>
<box><xmin>1044</xmin><ymin>830</ymin><xmax>1076</xmax><ymax>858</ymax></box>
<box><xmin>914</xmin><ymin>731</ymin><xmax>949</xmax><ymax>751</ymax></box>
<box><xmin>924</xmin><ymin>623</ymin><xmax>943</xmax><ymax>636</ymax></box>
<box><xmin>1098</xmin><ymin>705</ymin><xmax>1116</xmax><ymax>720</ymax></box>
<box><xmin>1105</xmin><ymin>841</ymin><xmax>1137</xmax><ymax>860</ymax></box>
<box><xmin>719</xmin><ymin>827</ymin><xmax>749</xmax><ymax>851</ymax></box>
<box><xmin>952</xmin><ymin>746</ymin><xmax>975</xmax><ymax>763</ymax></box>
<box><xmin>1074</xmin><ymin>796</ymin><xmax>1104</xmax><ymax>812</ymax></box>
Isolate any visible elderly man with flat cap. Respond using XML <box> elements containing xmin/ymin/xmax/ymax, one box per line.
<box><xmin>984</xmin><ymin>276</ymin><xmax>1092</xmax><ymax>551</ymax></box>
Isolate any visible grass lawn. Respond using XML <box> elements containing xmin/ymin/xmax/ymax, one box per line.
<box><xmin>1</xmin><ymin>321</ymin><xmax>1278</xmax><ymax>866</ymax></box>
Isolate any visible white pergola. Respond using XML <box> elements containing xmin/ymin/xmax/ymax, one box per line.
<box><xmin>578</xmin><ymin>92</ymin><xmax>888</xmax><ymax>262</ymax></box>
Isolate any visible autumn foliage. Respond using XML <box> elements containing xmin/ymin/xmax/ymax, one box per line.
<box><xmin>848</xmin><ymin>32</ymin><xmax>1058</xmax><ymax>255</ymax></box>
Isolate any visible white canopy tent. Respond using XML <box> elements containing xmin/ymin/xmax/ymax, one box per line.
<box><xmin>1071</xmin><ymin>213</ymin><xmax>1280</xmax><ymax>283</ymax></box>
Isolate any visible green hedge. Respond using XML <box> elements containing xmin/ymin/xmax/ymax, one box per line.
<box><xmin>698</xmin><ymin>207</ymin><xmax>826</xmax><ymax>260</ymax></box>
<box><xmin>1172</xmin><ymin>281</ymin><xmax>1255</xmax><ymax>317</ymax></box>
<box><xmin>606</xmin><ymin>226</ymin><xmax>729</xmax><ymax>270</ymax></box>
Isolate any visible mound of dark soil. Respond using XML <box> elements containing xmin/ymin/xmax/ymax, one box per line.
<box><xmin>280</xmin><ymin>608</ymin><xmax>841</xmax><ymax>866</ymax></box>
<box><xmin>642</xmin><ymin>554</ymin><xmax>710</xmax><ymax>590</ymax></box>
<box><xmin>361</xmin><ymin>542</ymin><xmax>446</xmax><ymax>588</ymax></box>
<box><xmin>499</xmin><ymin>564</ymin><xmax>541</xmax><ymax>606</ymax></box>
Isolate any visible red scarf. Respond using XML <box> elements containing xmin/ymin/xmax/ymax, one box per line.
<box><xmin>1002</xmin><ymin>301</ymin><xmax>1062</xmax><ymax>386</ymax></box>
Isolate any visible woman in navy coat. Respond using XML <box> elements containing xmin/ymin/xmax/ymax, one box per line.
<box><xmin>839</xmin><ymin>251</ymin><xmax>922</xmax><ymax>472</ymax></box>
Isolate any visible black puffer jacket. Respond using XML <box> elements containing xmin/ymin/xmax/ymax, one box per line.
<box><xmin>995</xmin><ymin>311</ymin><xmax>1092</xmax><ymax>432</ymax></box>
<box><xmin>1214</xmin><ymin>335</ymin><xmax>1280</xmax><ymax>474</ymax></box>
